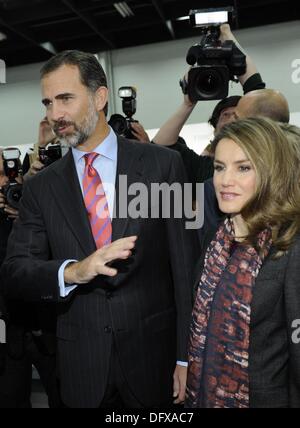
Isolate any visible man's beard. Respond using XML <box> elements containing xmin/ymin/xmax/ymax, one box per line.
<box><xmin>53</xmin><ymin>100</ymin><xmax>99</xmax><ymax>148</ymax></box>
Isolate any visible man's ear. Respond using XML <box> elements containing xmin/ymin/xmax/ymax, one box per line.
<box><xmin>95</xmin><ymin>86</ymin><xmax>109</xmax><ymax>112</ymax></box>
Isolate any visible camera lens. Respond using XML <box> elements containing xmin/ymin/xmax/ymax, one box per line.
<box><xmin>108</xmin><ymin>114</ymin><xmax>128</xmax><ymax>135</ymax></box>
<box><xmin>6</xmin><ymin>184</ymin><xmax>22</xmax><ymax>210</ymax></box>
<box><xmin>195</xmin><ymin>69</ymin><xmax>223</xmax><ymax>98</ymax></box>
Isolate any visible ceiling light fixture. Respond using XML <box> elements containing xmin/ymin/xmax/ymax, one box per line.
<box><xmin>40</xmin><ymin>42</ymin><xmax>57</xmax><ymax>55</ymax></box>
<box><xmin>0</xmin><ymin>32</ymin><xmax>7</xmax><ymax>42</ymax></box>
<box><xmin>176</xmin><ymin>16</ymin><xmax>190</xmax><ymax>21</ymax></box>
<box><xmin>114</xmin><ymin>2</ymin><xmax>134</xmax><ymax>18</ymax></box>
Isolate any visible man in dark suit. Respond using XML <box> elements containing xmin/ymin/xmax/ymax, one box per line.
<box><xmin>1</xmin><ymin>51</ymin><xmax>197</xmax><ymax>408</ymax></box>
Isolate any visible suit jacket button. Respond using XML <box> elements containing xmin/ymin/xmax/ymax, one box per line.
<box><xmin>104</xmin><ymin>326</ymin><xmax>112</xmax><ymax>334</ymax></box>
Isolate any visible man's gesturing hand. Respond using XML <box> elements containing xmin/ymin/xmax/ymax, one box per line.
<box><xmin>64</xmin><ymin>236</ymin><xmax>138</xmax><ymax>284</ymax></box>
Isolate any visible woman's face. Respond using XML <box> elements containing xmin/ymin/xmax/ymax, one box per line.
<box><xmin>213</xmin><ymin>138</ymin><xmax>257</xmax><ymax>215</ymax></box>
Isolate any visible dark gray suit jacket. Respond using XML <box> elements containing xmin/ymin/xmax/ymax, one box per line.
<box><xmin>194</xmin><ymin>225</ymin><xmax>300</xmax><ymax>408</ymax></box>
<box><xmin>0</xmin><ymin>137</ymin><xmax>198</xmax><ymax>408</ymax></box>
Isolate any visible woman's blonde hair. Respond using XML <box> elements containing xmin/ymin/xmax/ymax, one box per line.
<box><xmin>212</xmin><ymin>117</ymin><xmax>300</xmax><ymax>257</ymax></box>
<box><xmin>278</xmin><ymin>122</ymin><xmax>300</xmax><ymax>162</ymax></box>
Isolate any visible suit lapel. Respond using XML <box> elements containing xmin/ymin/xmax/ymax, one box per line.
<box><xmin>112</xmin><ymin>137</ymin><xmax>145</xmax><ymax>241</ymax></box>
<box><xmin>50</xmin><ymin>151</ymin><xmax>96</xmax><ymax>256</ymax></box>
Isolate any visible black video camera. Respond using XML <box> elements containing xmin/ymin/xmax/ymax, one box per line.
<box><xmin>1</xmin><ymin>148</ymin><xmax>23</xmax><ymax>211</ymax></box>
<box><xmin>180</xmin><ymin>8</ymin><xmax>246</xmax><ymax>101</ymax></box>
<box><xmin>39</xmin><ymin>144</ymin><xmax>62</xmax><ymax>167</ymax></box>
<box><xmin>109</xmin><ymin>87</ymin><xmax>138</xmax><ymax>140</ymax></box>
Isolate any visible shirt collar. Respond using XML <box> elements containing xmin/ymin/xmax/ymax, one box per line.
<box><xmin>72</xmin><ymin>127</ymin><xmax>118</xmax><ymax>164</ymax></box>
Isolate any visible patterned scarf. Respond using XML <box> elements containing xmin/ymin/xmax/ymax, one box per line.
<box><xmin>186</xmin><ymin>218</ymin><xmax>272</xmax><ymax>408</ymax></box>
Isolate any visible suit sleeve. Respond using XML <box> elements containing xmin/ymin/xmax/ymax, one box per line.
<box><xmin>164</xmin><ymin>150</ymin><xmax>199</xmax><ymax>361</ymax></box>
<box><xmin>284</xmin><ymin>237</ymin><xmax>300</xmax><ymax>407</ymax></box>
<box><xmin>0</xmin><ymin>179</ymin><xmax>64</xmax><ymax>303</ymax></box>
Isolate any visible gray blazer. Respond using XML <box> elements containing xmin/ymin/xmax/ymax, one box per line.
<box><xmin>194</xmin><ymin>227</ymin><xmax>300</xmax><ymax>408</ymax></box>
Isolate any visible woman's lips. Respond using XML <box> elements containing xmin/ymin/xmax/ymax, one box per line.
<box><xmin>220</xmin><ymin>192</ymin><xmax>240</xmax><ymax>200</ymax></box>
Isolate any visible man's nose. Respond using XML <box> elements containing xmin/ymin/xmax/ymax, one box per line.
<box><xmin>48</xmin><ymin>103</ymin><xmax>65</xmax><ymax>123</ymax></box>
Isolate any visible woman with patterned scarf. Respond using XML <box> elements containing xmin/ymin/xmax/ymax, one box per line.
<box><xmin>186</xmin><ymin>117</ymin><xmax>300</xmax><ymax>408</ymax></box>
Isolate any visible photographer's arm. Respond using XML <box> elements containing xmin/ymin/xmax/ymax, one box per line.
<box><xmin>153</xmin><ymin>92</ymin><xmax>196</xmax><ymax>147</ymax></box>
<box><xmin>219</xmin><ymin>24</ymin><xmax>261</xmax><ymax>87</ymax></box>
<box><xmin>130</xmin><ymin>122</ymin><xmax>150</xmax><ymax>143</ymax></box>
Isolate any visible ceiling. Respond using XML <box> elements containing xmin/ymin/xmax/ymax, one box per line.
<box><xmin>0</xmin><ymin>0</ymin><xmax>299</xmax><ymax>67</ymax></box>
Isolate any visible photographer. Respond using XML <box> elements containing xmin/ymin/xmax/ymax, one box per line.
<box><xmin>23</xmin><ymin>117</ymin><xmax>67</xmax><ymax>179</ymax></box>
<box><xmin>153</xmin><ymin>24</ymin><xmax>265</xmax><ymax>178</ymax></box>
<box><xmin>152</xmin><ymin>23</ymin><xmax>265</xmax><ymax>232</ymax></box>
<box><xmin>109</xmin><ymin>86</ymin><xmax>151</xmax><ymax>143</ymax></box>
<box><xmin>0</xmin><ymin>149</ymin><xmax>61</xmax><ymax>408</ymax></box>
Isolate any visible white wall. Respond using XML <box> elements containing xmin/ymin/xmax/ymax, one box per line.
<box><xmin>0</xmin><ymin>20</ymin><xmax>299</xmax><ymax>149</ymax></box>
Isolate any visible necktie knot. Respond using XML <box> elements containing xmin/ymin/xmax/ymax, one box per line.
<box><xmin>84</xmin><ymin>152</ymin><xmax>99</xmax><ymax>167</ymax></box>
<box><xmin>84</xmin><ymin>152</ymin><xmax>99</xmax><ymax>177</ymax></box>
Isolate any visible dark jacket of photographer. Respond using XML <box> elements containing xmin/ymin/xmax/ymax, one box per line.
<box><xmin>0</xmin><ymin>215</ymin><xmax>56</xmax><ymax>360</ymax></box>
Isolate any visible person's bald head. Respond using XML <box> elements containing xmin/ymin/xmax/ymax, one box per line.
<box><xmin>236</xmin><ymin>89</ymin><xmax>290</xmax><ymax>123</ymax></box>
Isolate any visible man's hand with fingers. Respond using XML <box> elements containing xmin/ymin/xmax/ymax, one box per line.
<box><xmin>38</xmin><ymin>117</ymin><xmax>56</xmax><ymax>148</ymax></box>
<box><xmin>0</xmin><ymin>192</ymin><xmax>5</xmax><ymax>212</ymax></box>
<box><xmin>64</xmin><ymin>236</ymin><xmax>138</xmax><ymax>284</ymax></box>
<box><xmin>3</xmin><ymin>204</ymin><xmax>19</xmax><ymax>220</ymax></box>
<box><xmin>173</xmin><ymin>364</ymin><xmax>187</xmax><ymax>405</ymax></box>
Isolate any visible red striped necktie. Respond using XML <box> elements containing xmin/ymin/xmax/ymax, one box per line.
<box><xmin>82</xmin><ymin>152</ymin><xmax>112</xmax><ymax>249</ymax></box>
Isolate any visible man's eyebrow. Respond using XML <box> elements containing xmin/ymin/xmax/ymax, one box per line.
<box><xmin>55</xmin><ymin>92</ymin><xmax>74</xmax><ymax>99</ymax></box>
<box><xmin>42</xmin><ymin>93</ymin><xmax>74</xmax><ymax>105</ymax></box>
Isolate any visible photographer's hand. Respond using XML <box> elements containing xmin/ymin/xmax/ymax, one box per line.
<box><xmin>130</xmin><ymin>122</ymin><xmax>150</xmax><ymax>143</ymax></box>
<box><xmin>0</xmin><ymin>193</ymin><xmax>5</xmax><ymax>212</ymax></box>
<box><xmin>4</xmin><ymin>205</ymin><xmax>19</xmax><ymax>221</ymax></box>
<box><xmin>182</xmin><ymin>70</ymin><xmax>197</xmax><ymax>108</ymax></box>
<box><xmin>219</xmin><ymin>23</ymin><xmax>258</xmax><ymax>86</ymax></box>
<box><xmin>0</xmin><ymin>193</ymin><xmax>19</xmax><ymax>220</ymax></box>
<box><xmin>24</xmin><ymin>160</ymin><xmax>45</xmax><ymax>180</ymax></box>
<box><xmin>38</xmin><ymin>117</ymin><xmax>55</xmax><ymax>148</ymax></box>
<box><xmin>219</xmin><ymin>23</ymin><xmax>235</xmax><ymax>43</ymax></box>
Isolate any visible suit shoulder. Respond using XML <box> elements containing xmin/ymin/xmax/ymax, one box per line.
<box><xmin>23</xmin><ymin>154</ymin><xmax>67</xmax><ymax>189</ymax></box>
<box><xmin>127</xmin><ymin>139</ymin><xmax>181</xmax><ymax>163</ymax></box>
